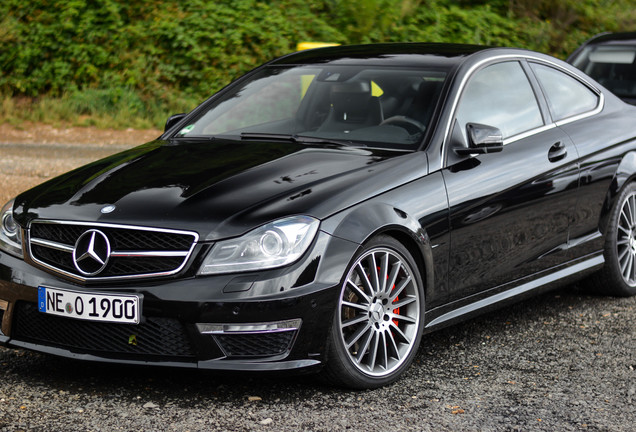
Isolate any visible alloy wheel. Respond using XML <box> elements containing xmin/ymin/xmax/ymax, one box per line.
<box><xmin>616</xmin><ymin>191</ymin><xmax>636</xmax><ymax>287</ymax></box>
<box><xmin>337</xmin><ymin>247</ymin><xmax>421</xmax><ymax>377</ymax></box>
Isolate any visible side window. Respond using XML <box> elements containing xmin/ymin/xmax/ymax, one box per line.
<box><xmin>531</xmin><ymin>63</ymin><xmax>599</xmax><ymax>121</ymax></box>
<box><xmin>455</xmin><ymin>61</ymin><xmax>543</xmax><ymax>141</ymax></box>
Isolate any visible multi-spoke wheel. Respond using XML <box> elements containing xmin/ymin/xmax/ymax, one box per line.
<box><xmin>586</xmin><ymin>182</ymin><xmax>636</xmax><ymax>296</ymax></box>
<box><xmin>616</xmin><ymin>190</ymin><xmax>636</xmax><ymax>286</ymax></box>
<box><xmin>323</xmin><ymin>235</ymin><xmax>424</xmax><ymax>389</ymax></box>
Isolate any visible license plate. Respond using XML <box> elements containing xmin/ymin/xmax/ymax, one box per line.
<box><xmin>38</xmin><ymin>286</ymin><xmax>140</xmax><ymax>324</ymax></box>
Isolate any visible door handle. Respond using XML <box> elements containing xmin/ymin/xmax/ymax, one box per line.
<box><xmin>548</xmin><ymin>141</ymin><xmax>567</xmax><ymax>162</ymax></box>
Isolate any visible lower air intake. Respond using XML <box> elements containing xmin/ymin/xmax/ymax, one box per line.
<box><xmin>12</xmin><ymin>302</ymin><xmax>196</xmax><ymax>360</ymax></box>
<box><xmin>214</xmin><ymin>331</ymin><xmax>296</xmax><ymax>358</ymax></box>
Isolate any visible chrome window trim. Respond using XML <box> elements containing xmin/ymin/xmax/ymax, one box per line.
<box><xmin>554</xmin><ymin>92</ymin><xmax>605</xmax><ymax>127</ymax></box>
<box><xmin>502</xmin><ymin>124</ymin><xmax>557</xmax><ymax>146</ymax></box>
<box><xmin>441</xmin><ymin>54</ymin><xmax>604</xmax><ymax>168</ymax></box>
<box><xmin>27</xmin><ymin>220</ymin><xmax>199</xmax><ymax>283</ymax></box>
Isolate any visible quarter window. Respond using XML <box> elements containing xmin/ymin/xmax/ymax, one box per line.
<box><xmin>455</xmin><ymin>61</ymin><xmax>543</xmax><ymax>141</ymax></box>
<box><xmin>531</xmin><ymin>63</ymin><xmax>599</xmax><ymax>121</ymax></box>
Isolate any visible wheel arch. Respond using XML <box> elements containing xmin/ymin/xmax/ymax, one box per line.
<box><xmin>600</xmin><ymin>151</ymin><xmax>636</xmax><ymax>231</ymax></box>
<box><xmin>321</xmin><ymin>202</ymin><xmax>435</xmax><ymax>299</ymax></box>
<box><xmin>321</xmin><ymin>207</ymin><xmax>432</xmax><ymax>388</ymax></box>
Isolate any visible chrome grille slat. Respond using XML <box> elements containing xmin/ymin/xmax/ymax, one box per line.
<box><xmin>28</xmin><ymin>220</ymin><xmax>199</xmax><ymax>282</ymax></box>
<box><xmin>110</xmin><ymin>251</ymin><xmax>189</xmax><ymax>258</ymax></box>
<box><xmin>30</xmin><ymin>238</ymin><xmax>75</xmax><ymax>253</ymax></box>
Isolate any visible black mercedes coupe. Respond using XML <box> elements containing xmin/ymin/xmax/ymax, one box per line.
<box><xmin>2</xmin><ymin>44</ymin><xmax>636</xmax><ymax>389</ymax></box>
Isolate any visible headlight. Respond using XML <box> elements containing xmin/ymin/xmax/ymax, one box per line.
<box><xmin>0</xmin><ymin>199</ymin><xmax>23</xmax><ymax>258</ymax></box>
<box><xmin>198</xmin><ymin>216</ymin><xmax>319</xmax><ymax>275</ymax></box>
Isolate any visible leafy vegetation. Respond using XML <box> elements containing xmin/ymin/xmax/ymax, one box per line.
<box><xmin>1</xmin><ymin>0</ymin><xmax>635</xmax><ymax>129</ymax></box>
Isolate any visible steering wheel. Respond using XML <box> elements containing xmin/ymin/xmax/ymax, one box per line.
<box><xmin>380</xmin><ymin>116</ymin><xmax>425</xmax><ymax>135</ymax></box>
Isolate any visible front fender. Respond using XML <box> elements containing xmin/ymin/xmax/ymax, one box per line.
<box><xmin>321</xmin><ymin>170</ymin><xmax>450</xmax><ymax>307</ymax></box>
<box><xmin>322</xmin><ymin>201</ymin><xmax>435</xmax><ymax>301</ymax></box>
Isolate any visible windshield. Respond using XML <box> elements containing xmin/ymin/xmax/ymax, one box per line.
<box><xmin>175</xmin><ymin>65</ymin><xmax>448</xmax><ymax>149</ymax></box>
<box><xmin>572</xmin><ymin>45</ymin><xmax>636</xmax><ymax>100</ymax></box>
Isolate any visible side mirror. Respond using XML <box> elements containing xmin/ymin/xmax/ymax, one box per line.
<box><xmin>455</xmin><ymin>123</ymin><xmax>504</xmax><ymax>155</ymax></box>
<box><xmin>164</xmin><ymin>113</ymin><xmax>187</xmax><ymax>132</ymax></box>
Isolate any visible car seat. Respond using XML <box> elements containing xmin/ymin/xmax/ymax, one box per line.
<box><xmin>317</xmin><ymin>82</ymin><xmax>383</xmax><ymax>132</ymax></box>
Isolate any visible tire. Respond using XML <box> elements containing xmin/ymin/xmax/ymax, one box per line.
<box><xmin>587</xmin><ymin>182</ymin><xmax>636</xmax><ymax>296</ymax></box>
<box><xmin>321</xmin><ymin>235</ymin><xmax>425</xmax><ymax>389</ymax></box>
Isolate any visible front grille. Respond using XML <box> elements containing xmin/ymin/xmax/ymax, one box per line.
<box><xmin>12</xmin><ymin>302</ymin><xmax>196</xmax><ymax>359</ymax></box>
<box><xmin>31</xmin><ymin>223</ymin><xmax>86</xmax><ymax>246</ymax></box>
<box><xmin>28</xmin><ymin>220</ymin><xmax>198</xmax><ymax>281</ymax></box>
<box><xmin>214</xmin><ymin>331</ymin><xmax>296</xmax><ymax>358</ymax></box>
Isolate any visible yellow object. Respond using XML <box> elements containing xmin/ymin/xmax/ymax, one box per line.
<box><xmin>301</xmin><ymin>74</ymin><xmax>316</xmax><ymax>98</ymax></box>
<box><xmin>371</xmin><ymin>81</ymin><xmax>383</xmax><ymax>97</ymax></box>
<box><xmin>297</xmin><ymin>42</ymin><xmax>340</xmax><ymax>51</ymax></box>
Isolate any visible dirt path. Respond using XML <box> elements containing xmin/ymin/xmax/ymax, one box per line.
<box><xmin>0</xmin><ymin>122</ymin><xmax>161</xmax><ymax>146</ymax></box>
<box><xmin>0</xmin><ymin>122</ymin><xmax>161</xmax><ymax>204</ymax></box>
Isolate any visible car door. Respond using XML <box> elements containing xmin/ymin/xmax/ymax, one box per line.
<box><xmin>442</xmin><ymin>60</ymin><xmax>580</xmax><ymax>302</ymax></box>
<box><xmin>528</xmin><ymin>61</ymin><xmax>607</xmax><ymax>258</ymax></box>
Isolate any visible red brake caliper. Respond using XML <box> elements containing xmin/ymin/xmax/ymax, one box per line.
<box><xmin>392</xmin><ymin>293</ymin><xmax>400</xmax><ymax>327</ymax></box>
<box><xmin>379</xmin><ymin>266</ymin><xmax>400</xmax><ymax>327</ymax></box>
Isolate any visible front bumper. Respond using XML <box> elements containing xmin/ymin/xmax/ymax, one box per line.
<box><xmin>0</xmin><ymin>231</ymin><xmax>359</xmax><ymax>372</ymax></box>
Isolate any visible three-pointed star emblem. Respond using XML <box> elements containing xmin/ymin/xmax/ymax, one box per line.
<box><xmin>72</xmin><ymin>230</ymin><xmax>111</xmax><ymax>276</ymax></box>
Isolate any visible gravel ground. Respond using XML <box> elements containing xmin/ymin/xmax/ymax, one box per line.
<box><xmin>0</xmin><ymin>124</ymin><xmax>634</xmax><ymax>431</ymax></box>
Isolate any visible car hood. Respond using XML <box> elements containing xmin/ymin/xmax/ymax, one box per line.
<box><xmin>14</xmin><ymin>139</ymin><xmax>428</xmax><ymax>240</ymax></box>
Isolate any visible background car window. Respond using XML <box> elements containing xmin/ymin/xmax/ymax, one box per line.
<box><xmin>531</xmin><ymin>63</ymin><xmax>599</xmax><ymax>121</ymax></box>
<box><xmin>455</xmin><ymin>61</ymin><xmax>543</xmax><ymax>141</ymax></box>
<box><xmin>569</xmin><ymin>45</ymin><xmax>636</xmax><ymax>101</ymax></box>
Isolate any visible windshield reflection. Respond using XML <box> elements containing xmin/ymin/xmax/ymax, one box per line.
<box><xmin>176</xmin><ymin>65</ymin><xmax>448</xmax><ymax>149</ymax></box>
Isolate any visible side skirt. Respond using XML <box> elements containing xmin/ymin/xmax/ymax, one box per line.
<box><xmin>424</xmin><ymin>253</ymin><xmax>604</xmax><ymax>331</ymax></box>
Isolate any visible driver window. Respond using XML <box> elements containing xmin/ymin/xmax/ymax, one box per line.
<box><xmin>455</xmin><ymin>61</ymin><xmax>543</xmax><ymax>142</ymax></box>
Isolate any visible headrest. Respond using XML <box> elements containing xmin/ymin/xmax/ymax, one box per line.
<box><xmin>330</xmin><ymin>82</ymin><xmax>372</xmax><ymax>122</ymax></box>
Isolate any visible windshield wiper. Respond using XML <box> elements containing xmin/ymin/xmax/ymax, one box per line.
<box><xmin>240</xmin><ymin>133</ymin><xmax>363</xmax><ymax>147</ymax></box>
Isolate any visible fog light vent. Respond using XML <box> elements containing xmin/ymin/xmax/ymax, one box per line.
<box><xmin>214</xmin><ymin>331</ymin><xmax>296</xmax><ymax>357</ymax></box>
<box><xmin>196</xmin><ymin>319</ymin><xmax>301</xmax><ymax>358</ymax></box>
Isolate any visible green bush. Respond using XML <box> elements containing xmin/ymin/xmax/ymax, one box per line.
<box><xmin>1</xmin><ymin>0</ymin><xmax>634</xmax><ymax>128</ymax></box>
<box><xmin>0</xmin><ymin>0</ymin><xmax>346</xmax><ymax>99</ymax></box>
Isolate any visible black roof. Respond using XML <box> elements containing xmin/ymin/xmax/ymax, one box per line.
<box><xmin>269</xmin><ymin>43</ymin><xmax>491</xmax><ymax>68</ymax></box>
<box><xmin>567</xmin><ymin>32</ymin><xmax>636</xmax><ymax>62</ymax></box>
<box><xmin>583</xmin><ymin>32</ymin><xmax>636</xmax><ymax>46</ymax></box>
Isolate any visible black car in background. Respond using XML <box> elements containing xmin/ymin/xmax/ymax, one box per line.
<box><xmin>568</xmin><ymin>32</ymin><xmax>636</xmax><ymax>105</ymax></box>
<box><xmin>2</xmin><ymin>43</ymin><xmax>636</xmax><ymax>389</ymax></box>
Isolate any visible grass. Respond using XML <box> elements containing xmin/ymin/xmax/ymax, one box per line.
<box><xmin>0</xmin><ymin>88</ymin><xmax>200</xmax><ymax>130</ymax></box>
